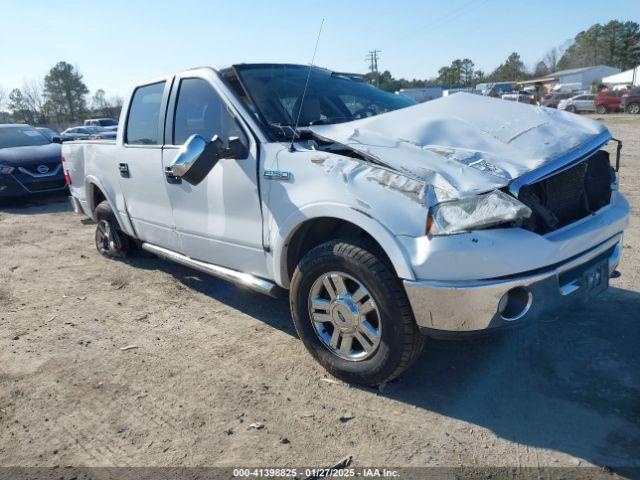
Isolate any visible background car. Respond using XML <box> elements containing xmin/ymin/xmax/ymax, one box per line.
<box><xmin>541</xmin><ymin>91</ymin><xmax>576</xmax><ymax>108</ymax></box>
<box><xmin>558</xmin><ymin>94</ymin><xmax>596</xmax><ymax>113</ymax></box>
<box><xmin>501</xmin><ymin>91</ymin><xmax>536</xmax><ymax>103</ymax></box>
<box><xmin>61</xmin><ymin>126</ymin><xmax>117</xmax><ymax>141</ymax></box>
<box><xmin>0</xmin><ymin>124</ymin><xmax>66</xmax><ymax>198</ymax></box>
<box><xmin>620</xmin><ymin>88</ymin><xmax>640</xmax><ymax>114</ymax></box>
<box><xmin>595</xmin><ymin>89</ymin><xmax>623</xmax><ymax>113</ymax></box>
<box><xmin>84</xmin><ymin>118</ymin><xmax>118</xmax><ymax>131</ymax></box>
<box><xmin>36</xmin><ymin>127</ymin><xmax>60</xmax><ymax>141</ymax></box>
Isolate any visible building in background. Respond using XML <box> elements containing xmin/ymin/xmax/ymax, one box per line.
<box><xmin>602</xmin><ymin>66</ymin><xmax>640</xmax><ymax>89</ymax></box>
<box><xmin>521</xmin><ymin>65</ymin><xmax>621</xmax><ymax>92</ymax></box>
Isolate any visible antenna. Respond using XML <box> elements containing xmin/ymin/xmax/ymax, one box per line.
<box><xmin>290</xmin><ymin>18</ymin><xmax>325</xmax><ymax>152</ymax></box>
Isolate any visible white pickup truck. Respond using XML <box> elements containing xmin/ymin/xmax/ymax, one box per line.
<box><xmin>64</xmin><ymin>64</ymin><xmax>629</xmax><ymax>385</ymax></box>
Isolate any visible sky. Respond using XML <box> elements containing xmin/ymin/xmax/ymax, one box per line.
<box><xmin>1</xmin><ymin>0</ymin><xmax>639</xmax><ymax>98</ymax></box>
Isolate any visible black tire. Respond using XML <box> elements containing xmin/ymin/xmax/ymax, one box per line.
<box><xmin>566</xmin><ymin>105</ymin><xmax>576</xmax><ymax>113</ymax></box>
<box><xmin>596</xmin><ymin>105</ymin><xmax>607</xmax><ymax>114</ymax></box>
<box><xmin>94</xmin><ymin>200</ymin><xmax>129</xmax><ymax>258</ymax></box>
<box><xmin>627</xmin><ymin>102</ymin><xmax>640</xmax><ymax>114</ymax></box>
<box><xmin>290</xmin><ymin>239</ymin><xmax>425</xmax><ymax>385</ymax></box>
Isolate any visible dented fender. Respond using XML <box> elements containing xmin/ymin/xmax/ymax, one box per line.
<box><xmin>263</xmin><ymin>145</ymin><xmax>432</xmax><ymax>287</ymax></box>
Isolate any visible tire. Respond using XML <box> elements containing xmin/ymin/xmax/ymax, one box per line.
<box><xmin>596</xmin><ymin>105</ymin><xmax>607</xmax><ymax>114</ymax></box>
<box><xmin>627</xmin><ymin>102</ymin><xmax>640</xmax><ymax>114</ymax></box>
<box><xmin>94</xmin><ymin>200</ymin><xmax>129</xmax><ymax>258</ymax></box>
<box><xmin>290</xmin><ymin>239</ymin><xmax>425</xmax><ymax>385</ymax></box>
<box><xmin>566</xmin><ymin>105</ymin><xmax>576</xmax><ymax>113</ymax></box>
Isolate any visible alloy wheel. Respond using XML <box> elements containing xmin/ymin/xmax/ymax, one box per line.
<box><xmin>308</xmin><ymin>271</ymin><xmax>381</xmax><ymax>361</ymax></box>
<box><xmin>95</xmin><ymin>220</ymin><xmax>120</xmax><ymax>256</ymax></box>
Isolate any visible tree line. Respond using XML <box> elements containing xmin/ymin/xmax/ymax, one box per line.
<box><xmin>0</xmin><ymin>61</ymin><xmax>122</xmax><ymax>127</ymax></box>
<box><xmin>366</xmin><ymin>19</ymin><xmax>640</xmax><ymax>91</ymax></box>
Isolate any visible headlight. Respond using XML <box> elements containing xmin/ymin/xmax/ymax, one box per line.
<box><xmin>0</xmin><ymin>165</ymin><xmax>15</xmax><ymax>175</ymax></box>
<box><xmin>427</xmin><ymin>190</ymin><xmax>531</xmax><ymax>236</ymax></box>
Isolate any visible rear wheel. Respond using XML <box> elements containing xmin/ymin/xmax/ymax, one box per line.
<box><xmin>290</xmin><ymin>239</ymin><xmax>425</xmax><ymax>385</ymax></box>
<box><xmin>596</xmin><ymin>105</ymin><xmax>607</xmax><ymax>114</ymax></box>
<box><xmin>94</xmin><ymin>200</ymin><xmax>129</xmax><ymax>258</ymax></box>
<box><xmin>627</xmin><ymin>102</ymin><xmax>640</xmax><ymax>114</ymax></box>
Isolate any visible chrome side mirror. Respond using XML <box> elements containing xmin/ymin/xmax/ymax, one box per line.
<box><xmin>170</xmin><ymin>134</ymin><xmax>223</xmax><ymax>186</ymax></box>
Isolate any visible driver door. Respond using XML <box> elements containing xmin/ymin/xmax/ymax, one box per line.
<box><xmin>161</xmin><ymin>72</ymin><xmax>266</xmax><ymax>277</ymax></box>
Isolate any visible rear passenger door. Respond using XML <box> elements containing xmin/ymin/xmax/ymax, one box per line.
<box><xmin>117</xmin><ymin>79</ymin><xmax>180</xmax><ymax>251</ymax></box>
<box><xmin>161</xmin><ymin>70</ymin><xmax>266</xmax><ymax>276</ymax></box>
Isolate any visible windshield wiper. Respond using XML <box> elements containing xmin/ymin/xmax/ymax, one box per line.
<box><xmin>267</xmin><ymin>123</ymin><xmax>299</xmax><ymax>140</ymax></box>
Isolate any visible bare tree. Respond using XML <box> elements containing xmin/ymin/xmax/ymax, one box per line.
<box><xmin>22</xmin><ymin>79</ymin><xmax>48</xmax><ymax>124</ymax></box>
<box><xmin>543</xmin><ymin>44</ymin><xmax>568</xmax><ymax>73</ymax></box>
<box><xmin>91</xmin><ymin>89</ymin><xmax>123</xmax><ymax>119</ymax></box>
<box><xmin>0</xmin><ymin>86</ymin><xmax>7</xmax><ymax>112</ymax></box>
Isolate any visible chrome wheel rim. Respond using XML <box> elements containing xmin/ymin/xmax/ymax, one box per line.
<box><xmin>308</xmin><ymin>271</ymin><xmax>381</xmax><ymax>361</ymax></box>
<box><xmin>630</xmin><ymin>104</ymin><xmax>640</xmax><ymax>114</ymax></box>
<box><xmin>95</xmin><ymin>220</ymin><xmax>119</xmax><ymax>255</ymax></box>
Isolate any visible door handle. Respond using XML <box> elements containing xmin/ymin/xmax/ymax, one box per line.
<box><xmin>118</xmin><ymin>163</ymin><xmax>130</xmax><ymax>178</ymax></box>
<box><xmin>164</xmin><ymin>166</ymin><xmax>182</xmax><ymax>184</ymax></box>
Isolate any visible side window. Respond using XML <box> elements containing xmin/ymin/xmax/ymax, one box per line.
<box><xmin>126</xmin><ymin>82</ymin><xmax>165</xmax><ymax>145</ymax></box>
<box><xmin>173</xmin><ymin>78</ymin><xmax>248</xmax><ymax>152</ymax></box>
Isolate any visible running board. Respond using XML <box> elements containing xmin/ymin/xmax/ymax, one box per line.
<box><xmin>141</xmin><ymin>243</ymin><xmax>280</xmax><ymax>298</ymax></box>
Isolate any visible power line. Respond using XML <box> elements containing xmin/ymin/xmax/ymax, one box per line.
<box><xmin>365</xmin><ymin>50</ymin><xmax>381</xmax><ymax>86</ymax></box>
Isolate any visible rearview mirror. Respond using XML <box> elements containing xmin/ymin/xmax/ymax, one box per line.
<box><xmin>52</xmin><ymin>136</ymin><xmax>62</xmax><ymax>144</ymax></box>
<box><xmin>170</xmin><ymin>134</ymin><xmax>223</xmax><ymax>186</ymax></box>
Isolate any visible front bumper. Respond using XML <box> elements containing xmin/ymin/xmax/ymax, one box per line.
<box><xmin>0</xmin><ymin>170</ymin><xmax>67</xmax><ymax>197</ymax></box>
<box><xmin>404</xmin><ymin>233</ymin><xmax>622</xmax><ymax>333</ymax></box>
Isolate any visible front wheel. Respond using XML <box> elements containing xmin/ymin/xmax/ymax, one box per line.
<box><xmin>290</xmin><ymin>239</ymin><xmax>425</xmax><ymax>385</ymax></box>
<box><xmin>627</xmin><ymin>102</ymin><xmax>640</xmax><ymax>114</ymax></box>
<box><xmin>566</xmin><ymin>105</ymin><xmax>576</xmax><ymax>113</ymax></box>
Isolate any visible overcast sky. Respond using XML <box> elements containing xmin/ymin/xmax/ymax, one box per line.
<box><xmin>2</xmin><ymin>0</ymin><xmax>639</xmax><ymax>98</ymax></box>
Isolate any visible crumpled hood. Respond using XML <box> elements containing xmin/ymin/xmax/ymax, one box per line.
<box><xmin>309</xmin><ymin>93</ymin><xmax>610</xmax><ymax>198</ymax></box>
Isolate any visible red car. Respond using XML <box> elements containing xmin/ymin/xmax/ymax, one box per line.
<box><xmin>595</xmin><ymin>89</ymin><xmax>623</xmax><ymax>113</ymax></box>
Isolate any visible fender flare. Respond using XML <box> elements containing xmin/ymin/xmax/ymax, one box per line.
<box><xmin>84</xmin><ymin>175</ymin><xmax>135</xmax><ymax>236</ymax></box>
<box><xmin>271</xmin><ymin>203</ymin><xmax>416</xmax><ymax>288</ymax></box>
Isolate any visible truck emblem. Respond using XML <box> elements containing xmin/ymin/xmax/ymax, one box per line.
<box><xmin>263</xmin><ymin>170</ymin><xmax>291</xmax><ymax>181</ymax></box>
<box><xmin>36</xmin><ymin>165</ymin><xmax>49</xmax><ymax>174</ymax></box>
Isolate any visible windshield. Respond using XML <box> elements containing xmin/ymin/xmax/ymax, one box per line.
<box><xmin>233</xmin><ymin>64</ymin><xmax>415</xmax><ymax>135</ymax></box>
<box><xmin>0</xmin><ymin>125</ymin><xmax>50</xmax><ymax>149</ymax></box>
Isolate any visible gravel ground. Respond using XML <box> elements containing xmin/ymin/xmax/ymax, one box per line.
<box><xmin>0</xmin><ymin>114</ymin><xmax>639</xmax><ymax>473</ymax></box>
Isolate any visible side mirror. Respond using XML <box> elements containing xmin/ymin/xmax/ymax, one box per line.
<box><xmin>52</xmin><ymin>136</ymin><xmax>62</xmax><ymax>144</ymax></box>
<box><xmin>170</xmin><ymin>134</ymin><xmax>223</xmax><ymax>186</ymax></box>
<box><xmin>222</xmin><ymin>136</ymin><xmax>248</xmax><ymax>160</ymax></box>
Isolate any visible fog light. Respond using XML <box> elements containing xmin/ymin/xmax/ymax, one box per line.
<box><xmin>498</xmin><ymin>287</ymin><xmax>532</xmax><ymax>321</ymax></box>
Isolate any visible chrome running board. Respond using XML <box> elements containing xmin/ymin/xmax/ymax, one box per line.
<box><xmin>141</xmin><ymin>243</ymin><xmax>280</xmax><ymax>298</ymax></box>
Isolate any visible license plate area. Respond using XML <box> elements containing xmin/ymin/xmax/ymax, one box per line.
<box><xmin>580</xmin><ymin>260</ymin><xmax>609</xmax><ymax>300</ymax></box>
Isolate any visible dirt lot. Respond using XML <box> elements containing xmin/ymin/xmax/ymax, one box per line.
<box><xmin>1</xmin><ymin>114</ymin><xmax>639</xmax><ymax>473</ymax></box>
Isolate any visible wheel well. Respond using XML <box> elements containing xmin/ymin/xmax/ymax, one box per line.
<box><xmin>90</xmin><ymin>184</ymin><xmax>106</xmax><ymax>213</ymax></box>
<box><xmin>284</xmin><ymin>217</ymin><xmax>394</xmax><ymax>286</ymax></box>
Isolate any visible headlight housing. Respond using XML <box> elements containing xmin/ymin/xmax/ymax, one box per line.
<box><xmin>427</xmin><ymin>190</ymin><xmax>531</xmax><ymax>236</ymax></box>
<box><xmin>0</xmin><ymin>164</ymin><xmax>15</xmax><ymax>175</ymax></box>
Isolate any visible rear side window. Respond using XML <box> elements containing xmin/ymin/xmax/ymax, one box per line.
<box><xmin>173</xmin><ymin>78</ymin><xmax>247</xmax><ymax>151</ymax></box>
<box><xmin>126</xmin><ymin>82</ymin><xmax>165</xmax><ymax>145</ymax></box>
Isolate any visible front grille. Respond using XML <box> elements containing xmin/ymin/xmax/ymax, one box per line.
<box><xmin>518</xmin><ymin>150</ymin><xmax>613</xmax><ymax>234</ymax></box>
<box><xmin>21</xmin><ymin>162</ymin><xmax>61</xmax><ymax>175</ymax></box>
<box><xmin>23</xmin><ymin>179</ymin><xmax>66</xmax><ymax>192</ymax></box>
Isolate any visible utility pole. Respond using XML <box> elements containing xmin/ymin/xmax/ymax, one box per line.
<box><xmin>365</xmin><ymin>50</ymin><xmax>381</xmax><ymax>86</ymax></box>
